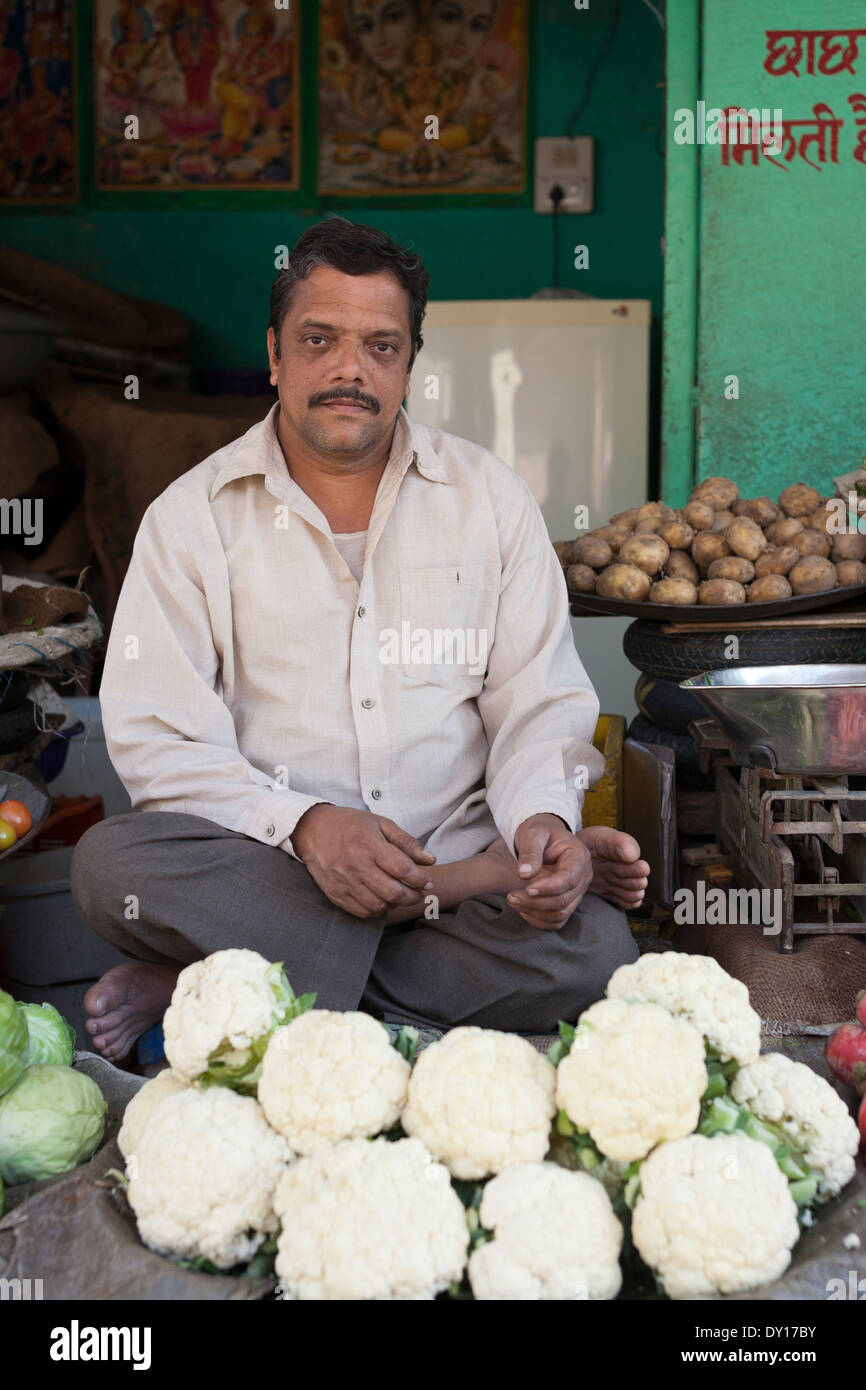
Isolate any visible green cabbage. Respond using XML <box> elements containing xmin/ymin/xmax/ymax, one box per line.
<box><xmin>0</xmin><ymin>1064</ymin><xmax>106</xmax><ymax>1184</ymax></box>
<box><xmin>18</xmin><ymin>1002</ymin><xmax>75</xmax><ymax>1067</ymax></box>
<box><xmin>0</xmin><ymin>989</ymin><xmax>28</xmax><ymax>1097</ymax></box>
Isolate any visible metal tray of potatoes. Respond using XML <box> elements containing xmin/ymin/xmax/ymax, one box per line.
<box><xmin>567</xmin><ymin>580</ymin><xmax>866</xmax><ymax>623</ymax></box>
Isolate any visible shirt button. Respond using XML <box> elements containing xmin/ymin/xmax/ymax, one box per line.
<box><xmin>361</xmin><ymin>697</ymin><xmax>375</xmax><ymax>709</ymax></box>
<box><xmin>357</xmin><ymin>605</ymin><xmax>366</xmax><ymax>618</ymax></box>
<box><xmin>371</xmin><ymin>788</ymin><xmax>382</xmax><ymax>799</ymax></box>
<box><xmin>265</xmin><ymin>825</ymin><xmax>275</xmax><ymax>837</ymax></box>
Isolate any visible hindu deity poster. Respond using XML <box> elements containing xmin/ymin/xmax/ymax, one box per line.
<box><xmin>0</xmin><ymin>0</ymin><xmax>77</xmax><ymax>203</ymax></box>
<box><xmin>318</xmin><ymin>0</ymin><xmax>528</xmax><ymax>196</ymax></box>
<box><xmin>94</xmin><ymin>1</ymin><xmax>300</xmax><ymax>190</ymax></box>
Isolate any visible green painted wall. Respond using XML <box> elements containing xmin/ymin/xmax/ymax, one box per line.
<box><xmin>666</xmin><ymin>0</ymin><xmax>866</xmax><ymax>501</ymax></box>
<box><xmin>660</xmin><ymin>0</ymin><xmax>699</xmax><ymax>505</ymax></box>
<box><xmin>0</xmin><ymin>2</ymin><xmax>664</xmax><ymax>391</ymax></box>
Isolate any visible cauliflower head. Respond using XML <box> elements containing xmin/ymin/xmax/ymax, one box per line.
<box><xmin>469</xmin><ymin>1162</ymin><xmax>623</xmax><ymax>1301</ymax></box>
<box><xmin>258</xmin><ymin>1010</ymin><xmax>410</xmax><ymax>1154</ymax></box>
<box><xmin>401</xmin><ymin>1027</ymin><xmax>557</xmax><ymax>1179</ymax></box>
<box><xmin>632</xmin><ymin>1133</ymin><xmax>800</xmax><ymax>1299</ymax></box>
<box><xmin>731</xmin><ymin>1051</ymin><xmax>859</xmax><ymax>1199</ymax></box>
<box><xmin>273</xmin><ymin>1136</ymin><xmax>468</xmax><ymax>1300</ymax></box>
<box><xmin>162</xmin><ymin>947</ymin><xmax>313</xmax><ymax>1090</ymax></box>
<box><xmin>556</xmin><ymin>999</ymin><xmax>707</xmax><ymax>1161</ymax></box>
<box><xmin>117</xmin><ymin>1067</ymin><xmax>187</xmax><ymax>1161</ymax></box>
<box><xmin>127</xmin><ymin>1086</ymin><xmax>293</xmax><ymax>1270</ymax></box>
<box><xmin>607</xmin><ymin>951</ymin><xmax>760</xmax><ymax>1065</ymax></box>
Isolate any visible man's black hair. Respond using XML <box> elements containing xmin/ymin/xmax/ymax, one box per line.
<box><xmin>269</xmin><ymin>215</ymin><xmax>430</xmax><ymax>371</ymax></box>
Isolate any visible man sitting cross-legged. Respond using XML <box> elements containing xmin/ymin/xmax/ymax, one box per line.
<box><xmin>71</xmin><ymin>216</ymin><xmax>648</xmax><ymax>1064</ymax></box>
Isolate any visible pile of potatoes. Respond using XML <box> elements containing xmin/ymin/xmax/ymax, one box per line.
<box><xmin>555</xmin><ymin>478</ymin><xmax>866</xmax><ymax>607</ymax></box>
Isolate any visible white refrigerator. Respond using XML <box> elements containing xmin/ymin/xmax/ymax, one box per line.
<box><xmin>407</xmin><ymin>298</ymin><xmax>651</xmax><ymax>720</ymax></box>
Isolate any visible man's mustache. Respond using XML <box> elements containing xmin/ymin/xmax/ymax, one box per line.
<box><xmin>310</xmin><ymin>389</ymin><xmax>379</xmax><ymax>413</ymax></box>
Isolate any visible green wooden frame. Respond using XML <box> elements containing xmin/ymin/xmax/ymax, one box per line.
<box><xmin>2</xmin><ymin>0</ymin><xmax>532</xmax><ymax>214</ymax></box>
<box><xmin>660</xmin><ymin>0</ymin><xmax>700</xmax><ymax>506</ymax></box>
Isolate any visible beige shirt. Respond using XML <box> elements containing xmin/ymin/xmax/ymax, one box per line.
<box><xmin>99</xmin><ymin>402</ymin><xmax>605</xmax><ymax>865</ymax></box>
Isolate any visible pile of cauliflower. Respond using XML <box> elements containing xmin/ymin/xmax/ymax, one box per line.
<box><xmin>115</xmin><ymin>946</ymin><xmax>861</xmax><ymax>1301</ymax></box>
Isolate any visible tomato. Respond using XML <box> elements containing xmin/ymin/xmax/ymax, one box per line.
<box><xmin>0</xmin><ymin>800</ymin><xmax>31</xmax><ymax>837</ymax></box>
<box><xmin>0</xmin><ymin>817</ymin><xmax>17</xmax><ymax>850</ymax></box>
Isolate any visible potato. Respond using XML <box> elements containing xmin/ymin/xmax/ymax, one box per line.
<box><xmin>711</xmin><ymin>509</ymin><xmax>736</xmax><ymax>532</ymax></box>
<box><xmin>635</xmin><ymin>517</ymin><xmax>665</xmax><ymax>534</ymax></box>
<box><xmin>692</xmin><ymin>530</ymin><xmax>730</xmax><ymax>573</ymax></box>
<box><xmin>765</xmin><ymin>517</ymin><xmax>804</xmax><ymax>546</ymax></box>
<box><xmin>566</xmin><ymin>563</ymin><xmax>597</xmax><ymax>593</ymax></box>
<box><xmin>649</xmin><ymin>578</ymin><xmax>698</xmax><ymax>605</ymax></box>
<box><xmin>637</xmin><ymin>501</ymin><xmax>675</xmax><ymax>523</ymax></box>
<box><xmin>553</xmin><ymin>540</ymin><xmax>574</xmax><ymax>565</ymax></box>
<box><xmin>747</xmin><ymin>574</ymin><xmax>792</xmax><ymax>603</ymax></box>
<box><xmin>692</xmin><ymin>476</ymin><xmax>739</xmax><ymax>508</ymax></box>
<box><xmin>831</xmin><ymin>532</ymin><xmax>866</xmax><ymax>562</ymax></box>
<box><xmin>779</xmin><ymin>483</ymin><xmax>822</xmax><ymax>517</ymax></box>
<box><xmin>754</xmin><ymin>545</ymin><xmax>800</xmax><ymax>577</ymax></box>
<box><xmin>609</xmin><ymin>508</ymin><xmax>640</xmax><ymax>530</ymax></box>
<box><xmin>682</xmin><ymin>500</ymin><xmax>715</xmax><ymax>531</ymax></box>
<box><xmin>593</xmin><ymin>524</ymin><xmax>632</xmax><ymax>553</ymax></box>
<box><xmin>595</xmin><ymin>563</ymin><xmax>652</xmax><ymax>601</ymax></box>
<box><xmin>807</xmin><ymin>502</ymin><xmax>836</xmax><ymax>536</ymax></box>
<box><xmin>707</xmin><ymin>555</ymin><xmax>755</xmax><ymax>583</ymax></box>
<box><xmin>696</xmin><ymin>492</ymin><xmax>732</xmax><ymax>514</ymax></box>
<box><xmin>664</xmin><ymin>549</ymin><xmax>699</xmax><ymax>583</ymax></box>
<box><xmin>836</xmin><ymin>560</ymin><xmax>866</xmax><ymax>587</ymax></box>
<box><xmin>698</xmin><ymin>579</ymin><xmax>747</xmax><ymax>605</ymax></box>
<box><xmin>788</xmin><ymin>556</ymin><xmax>837</xmax><ymax>594</ymax></box>
<box><xmin>725</xmin><ymin>517</ymin><xmax>768</xmax><ymax>561</ymax></box>
<box><xmin>618</xmin><ymin>534</ymin><xmax>670</xmax><ymax>576</ymax></box>
<box><xmin>572</xmin><ymin>536</ymin><xmax>614</xmax><ymax>569</ymax></box>
<box><xmin>657</xmin><ymin>518</ymin><xmax>695</xmax><ymax>550</ymax></box>
<box><xmin>732</xmin><ymin>496</ymin><xmax>779</xmax><ymax>527</ymax></box>
<box><xmin>792</xmin><ymin>529</ymin><xmax>831</xmax><ymax>559</ymax></box>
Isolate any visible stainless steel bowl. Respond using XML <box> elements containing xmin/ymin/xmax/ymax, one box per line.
<box><xmin>680</xmin><ymin>665</ymin><xmax>866</xmax><ymax>775</ymax></box>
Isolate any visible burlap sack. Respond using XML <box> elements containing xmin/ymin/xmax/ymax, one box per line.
<box><xmin>38</xmin><ymin>370</ymin><xmax>268</xmax><ymax>625</ymax></box>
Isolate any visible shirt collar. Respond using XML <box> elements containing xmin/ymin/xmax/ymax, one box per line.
<box><xmin>209</xmin><ymin>401</ymin><xmax>451</xmax><ymax>502</ymax></box>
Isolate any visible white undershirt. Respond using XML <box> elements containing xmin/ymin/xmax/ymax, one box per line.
<box><xmin>331</xmin><ymin>529</ymin><xmax>368</xmax><ymax>583</ymax></box>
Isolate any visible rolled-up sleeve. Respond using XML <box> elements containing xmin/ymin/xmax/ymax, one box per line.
<box><xmin>477</xmin><ymin>480</ymin><xmax>606</xmax><ymax>855</ymax></box>
<box><xmin>99</xmin><ymin>499</ymin><xmax>326</xmax><ymax>859</ymax></box>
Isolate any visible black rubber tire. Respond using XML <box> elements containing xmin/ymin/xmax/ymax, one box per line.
<box><xmin>0</xmin><ymin>700</ymin><xmax>39</xmax><ymax>754</ymax></box>
<box><xmin>623</xmin><ymin>619</ymin><xmax>866</xmax><ymax>683</ymax></box>
<box><xmin>627</xmin><ymin>712</ymin><xmax>713</xmax><ymax>791</ymax></box>
<box><xmin>634</xmin><ymin>673</ymin><xmax>707</xmax><ymax>735</ymax></box>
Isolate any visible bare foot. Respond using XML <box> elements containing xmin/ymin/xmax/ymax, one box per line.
<box><xmin>84</xmin><ymin>962</ymin><xmax>181</xmax><ymax>1066</ymax></box>
<box><xmin>577</xmin><ymin>825</ymin><xmax>650</xmax><ymax>910</ymax></box>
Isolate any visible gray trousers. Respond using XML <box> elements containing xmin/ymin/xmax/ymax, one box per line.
<box><xmin>69</xmin><ymin>811</ymin><xmax>639</xmax><ymax>1033</ymax></box>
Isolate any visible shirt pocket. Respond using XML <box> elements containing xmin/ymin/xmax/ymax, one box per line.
<box><xmin>395</xmin><ymin>562</ymin><xmax>498</xmax><ymax>686</ymax></box>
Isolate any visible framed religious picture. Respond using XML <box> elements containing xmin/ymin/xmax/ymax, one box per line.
<box><xmin>0</xmin><ymin>0</ymin><xmax>77</xmax><ymax>204</ymax></box>
<box><xmin>94</xmin><ymin>1</ymin><xmax>300</xmax><ymax>191</ymax></box>
<box><xmin>318</xmin><ymin>0</ymin><xmax>529</xmax><ymax>198</ymax></box>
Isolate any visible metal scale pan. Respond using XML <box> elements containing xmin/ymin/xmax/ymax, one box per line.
<box><xmin>681</xmin><ymin>666</ymin><xmax>866</xmax><ymax>949</ymax></box>
<box><xmin>680</xmin><ymin>665</ymin><xmax>866</xmax><ymax>777</ymax></box>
